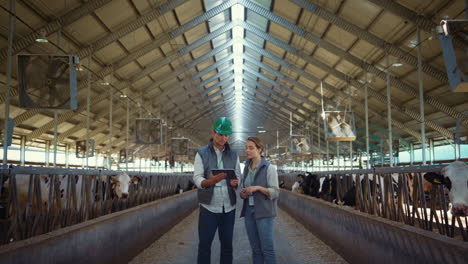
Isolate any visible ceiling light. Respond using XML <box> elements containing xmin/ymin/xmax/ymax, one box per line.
<box><xmin>408</xmin><ymin>40</ymin><xmax>418</xmax><ymax>48</ymax></box>
<box><xmin>392</xmin><ymin>58</ymin><xmax>403</xmax><ymax>67</ymax></box>
<box><xmin>35</xmin><ymin>30</ymin><xmax>48</xmax><ymax>43</ymax></box>
<box><xmin>101</xmin><ymin>76</ymin><xmax>110</xmax><ymax>86</ymax></box>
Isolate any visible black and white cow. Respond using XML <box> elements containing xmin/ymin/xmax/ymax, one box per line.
<box><xmin>318</xmin><ymin>176</ymin><xmax>337</xmax><ymax>202</ymax></box>
<box><xmin>8</xmin><ymin>172</ymin><xmax>139</xmax><ymax>212</ymax></box>
<box><xmin>424</xmin><ymin>161</ymin><xmax>468</xmax><ymax>216</ymax></box>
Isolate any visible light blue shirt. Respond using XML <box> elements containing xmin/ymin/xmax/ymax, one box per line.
<box><xmin>193</xmin><ymin>147</ymin><xmax>241</xmax><ymax>213</ymax></box>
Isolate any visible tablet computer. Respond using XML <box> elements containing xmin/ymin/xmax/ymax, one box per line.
<box><xmin>211</xmin><ymin>169</ymin><xmax>237</xmax><ymax>180</ymax></box>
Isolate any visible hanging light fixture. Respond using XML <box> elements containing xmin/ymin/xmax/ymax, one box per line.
<box><xmin>408</xmin><ymin>40</ymin><xmax>418</xmax><ymax>48</ymax></box>
<box><xmin>392</xmin><ymin>57</ymin><xmax>403</xmax><ymax>67</ymax></box>
<box><xmin>101</xmin><ymin>75</ymin><xmax>110</xmax><ymax>86</ymax></box>
<box><xmin>35</xmin><ymin>30</ymin><xmax>48</xmax><ymax>43</ymax></box>
<box><xmin>75</xmin><ymin>62</ymin><xmax>84</xmax><ymax>71</ymax></box>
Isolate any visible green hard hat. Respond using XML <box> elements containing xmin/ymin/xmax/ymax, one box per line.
<box><xmin>213</xmin><ymin>117</ymin><xmax>232</xmax><ymax>135</ymax></box>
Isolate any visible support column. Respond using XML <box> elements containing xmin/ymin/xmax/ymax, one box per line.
<box><xmin>417</xmin><ymin>27</ymin><xmax>427</xmax><ymax>165</ymax></box>
<box><xmin>95</xmin><ymin>152</ymin><xmax>99</xmax><ymax>169</ymax></box>
<box><xmin>85</xmin><ymin>55</ymin><xmax>92</xmax><ymax>168</ymax></box>
<box><xmin>2</xmin><ymin>0</ymin><xmax>15</xmax><ymax>170</ymax></box>
<box><xmin>455</xmin><ymin>119</ymin><xmax>461</xmax><ymax>160</ymax></box>
<box><xmin>45</xmin><ymin>141</ymin><xmax>50</xmax><ymax>167</ymax></box>
<box><xmin>429</xmin><ymin>139</ymin><xmax>435</xmax><ymax>165</ymax></box>
<box><xmin>365</xmin><ymin>74</ymin><xmax>370</xmax><ymax>169</ymax></box>
<box><xmin>326</xmin><ymin>141</ymin><xmax>329</xmax><ymax>171</ymax></box>
<box><xmin>380</xmin><ymin>138</ymin><xmax>384</xmax><ymax>167</ymax></box>
<box><xmin>386</xmin><ymin>54</ymin><xmax>393</xmax><ymax>167</ymax></box>
<box><xmin>126</xmin><ymin>98</ymin><xmax>129</xmax><ymax>172</ymax></box>
<box><xmin>139</xmin><ymin>157</ymin><xmax>142</xmax><ymax>172</ymax></box>
<box><xmin>108</xmin><ymin>85</ymin><xmax>113</xmax><ymax>169</ymax></box>
<box><xmin>410</xmin><ymin>143</ymin><xmax>414</xmax><ymax>165</ymax></box>
<box><xmin>336</xmin><ymin>141</ymin><xmax>340</xmax><ymax>170</ymax></box>
<box><xmin>20</xmin><ymin>136</ymin><xmax>26</xmax><ymax>166</ymax></box>
<box><xmin>65</xmin><ymin>144</ymin><xmax>69</xmax><ymax>168</ymax></box>
<box><xmin>53</xmin><ymin>112</ymin><xmax>59</xmax><ymax>167</ymax></box>
<box><xmin>317</xmin><ymin>118</ymin><xmax>321</xmax><ymax>171</ymax></box>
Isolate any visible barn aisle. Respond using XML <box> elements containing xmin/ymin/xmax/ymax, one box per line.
<box><xmin>130</xmin><ymin>202</ymin><xmax>347</xmax><ymax>264</ymax></box>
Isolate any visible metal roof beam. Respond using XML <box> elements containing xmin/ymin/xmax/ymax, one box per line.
<box><xmin>192</xmin><ymin>54</ymin><xmax>234</xmax><ymax>80</ymax></box>
<box><xmin>286</xmin><ymin>56</ymin><xmax>453</xmax><ymax>139</ymax></box>
<box><xmin>290</xmin><ymin>0</ymin><xmax>448</xmax><ymax>84</ymax></box>
<box><xmin>242</xmin><ymin>54</ymin><xmax>285</xmax><ymax>79</ymax></box>
<box><xmin>187</xmin><ymin>40</ymin><xmax>234</xmax><ymax>69</ymax></box>
<box><xmin>365</xmin><ymin>0</ymin><xmax>464</xmax><ymax>48</ymax></box>
<box><xmin>197</xmin><ymin>67</ymin><xmax>234</xmax><ymax>88</ymax></box>
<box><xmin>242</xmin><ymin>85</ymin><xmax>308</xmax><ymax>120</ymax></box>
<box><xmin>242</xmin><ymin>80</ymin><xmax>313</xmax><ymax>117</ymax></box>
<box><xmin>0</xmin><ymin>0</ymin><xmax>114</xmax><ymax>62</ymax></box>
<box><xmin>241</xmin><ymin>93</ymin><xmax>302</xmax><ymax>125</ymax></box>
<box><xmin>76</xmin><ymin>0</ymin><xmax>186</xmax><ymax>60</ymax></box>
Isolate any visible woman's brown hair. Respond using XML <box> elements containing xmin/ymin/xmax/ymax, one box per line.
<box><xmin>246</xmin><ymin>137</ymin><xmax>265</xmax><ymax>155</ymax></box>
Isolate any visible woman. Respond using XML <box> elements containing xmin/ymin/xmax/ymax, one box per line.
<box><xmin>240</xmin><ymin>137</ymin><xmax>279</xmax><ymax>264</ymax></box>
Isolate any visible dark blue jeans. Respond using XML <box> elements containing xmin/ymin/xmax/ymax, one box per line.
<box><xmin>197</xmin><ymin>205</ymin><xmax>236</xmax><ymax>264</ymax></box>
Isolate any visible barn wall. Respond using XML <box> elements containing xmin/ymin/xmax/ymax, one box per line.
<box><xmin>278</xmin><ymin>190</ymin><xmax>468</xmax><ymax>264</ymax></box>
<box><xmin>0</xmin><ymin>190</ymin><xmax>198</xmax><ymax>264</ymax></box>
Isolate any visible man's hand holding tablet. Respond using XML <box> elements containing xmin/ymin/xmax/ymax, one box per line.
<box><xmin>211</xmin><ymin>169</ymin><xmax>239</xmax><ymax>188</ymax></box>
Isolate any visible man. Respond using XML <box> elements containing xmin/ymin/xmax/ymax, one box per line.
<box><xmin>193</xmin><ymin>117</ymin><xmax>241</xmax><ymax>264</ymax></box>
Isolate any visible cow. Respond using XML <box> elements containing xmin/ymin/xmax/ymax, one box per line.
<box><xmin>341</xmin><ymin>178</ymin><xmax>380</xmax><ymax>206</ymax></box>
<box><xmin>298</xmin><ymin>173</ymin><xmax>321</xmax><ymax>197</ymax></box>
<box><xmin>316</xmin><ymin>173</ymin><xmax>401</xmax><ymax>206</ymax></box>
<box><xmin>291</xmin><ymin>181</ymin><xmax>303</xmax><ymax>193</ymax></box>
<box><xmin>291</xmin><ymin>174</ymin><xmax>304</xmax><ymax>193</ymax></box>
<box><xmin>100</xmin><ymin>173</ymin><xmax>141</xmax><ymax>199</ymax></box>
<box><xmin>175</xmin><ymin>184</ymin><xmax>183</xmax><ymax>194</ymax></box>
<box><xmin>424</xmin><ymin>161</ymin><xmax>468</xmax><ymax>216</ymax></box>
<box><xmin>7</xmin><ymin>174</ymin><xmax>82</xmax><ymax>211</ymax></box>
<box><xmin>185</xmin><ymin>180</ymin><xmax>196</xmax><ymax>191</ymax></box>
<box><xmin>319</xmin><ymin>176</ymin><xmax>337</xmax><ymax>202</ymax></box>
<box><xmin>279</xmin><ymin>180</ymin><xmax>285</xmax><ymax>189</ymax></box>
<box><xmin>7</xmin><ymin>172</ymin><xmax>139</xmax><ymax>213</ymax></box>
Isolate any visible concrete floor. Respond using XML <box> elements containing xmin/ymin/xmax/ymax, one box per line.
<box><xmin>130</xmin><ymin>202</ymin><xmax>348</xmax><ymax>264</ymax></box>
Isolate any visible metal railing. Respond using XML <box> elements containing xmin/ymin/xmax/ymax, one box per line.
<box><xmin>0</xmin><ymin>166</ymin><xmax>193</xmax><ymax>245</ymax></box>
<box><xmin>279</xmin><ymin>164</ymin><xmax>467</xmax><ymax>242</ymax></box>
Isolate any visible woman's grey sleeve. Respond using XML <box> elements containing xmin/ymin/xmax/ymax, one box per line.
<box><xmin>266</xmin><ymin>164</ymin><xmax>279</xmax><ymax>200</ymax></box>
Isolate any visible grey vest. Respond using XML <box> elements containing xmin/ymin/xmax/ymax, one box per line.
<box><xmin>240</xmin><ymin>157</ymin><xmax>277</xmax><ymax>219</ymax></box>
<box><xmin>197</xmin><ymin>139</ymin><xmax>237</xmax><ymax>206</ymax></box>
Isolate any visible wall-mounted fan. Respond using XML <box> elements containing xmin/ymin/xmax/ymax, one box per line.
<box><xmin>119</xmin><ymin>149</ymin><xmax>134</xmax><ymax>163</ymax></box>
<box><xmin>17</xmin><ymin>54</ymin><xmax>78</xmax><ymax>109</ymax></box>
<box><xmin>135</xmin><ymin>118</ymin><xmax>163</xmax><ymax>144</ymax></box>
<box><xmin>75</xmin><ymin>140</ymin><xmax>95</xmax><ymax>158</ymax></box>
<box><xmin>171</xmin><ymin>138</ymin><xmax>189</xmax><ymax>155</ymax></box>
<box><xmin>323</xmin><ymin>111</ymin><xmax>356</xmax><ymax>141</ymax></box>
<box><xmin>289</xmin><ymin>135</ymin><xmax>312</xmax><ymax>154</ymax></box>
<box><xmin>0</xmin><ymin>118</ymin><xmax>14</xmax><ymax>147</ymax></box>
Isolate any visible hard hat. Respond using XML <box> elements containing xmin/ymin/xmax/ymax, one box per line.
<box><xmin>213</xmin><ymin>117</ymin><xmax>232</xmax><ymax>135</ymax></box>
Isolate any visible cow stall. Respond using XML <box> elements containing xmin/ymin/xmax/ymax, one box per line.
<box><xmin>278</xmin><ymin>164</ymin><xmax>468</xmax><ymax>263</ymax></box>
<box><xmin>0</xmin><ymin>189</ymin><xmax>197</xmax><ymax>264</ymax></box>
<box><xmin>0</xmin><ymin>166</ymin><xmax>193</xmax><ymax>245</ymax></box>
